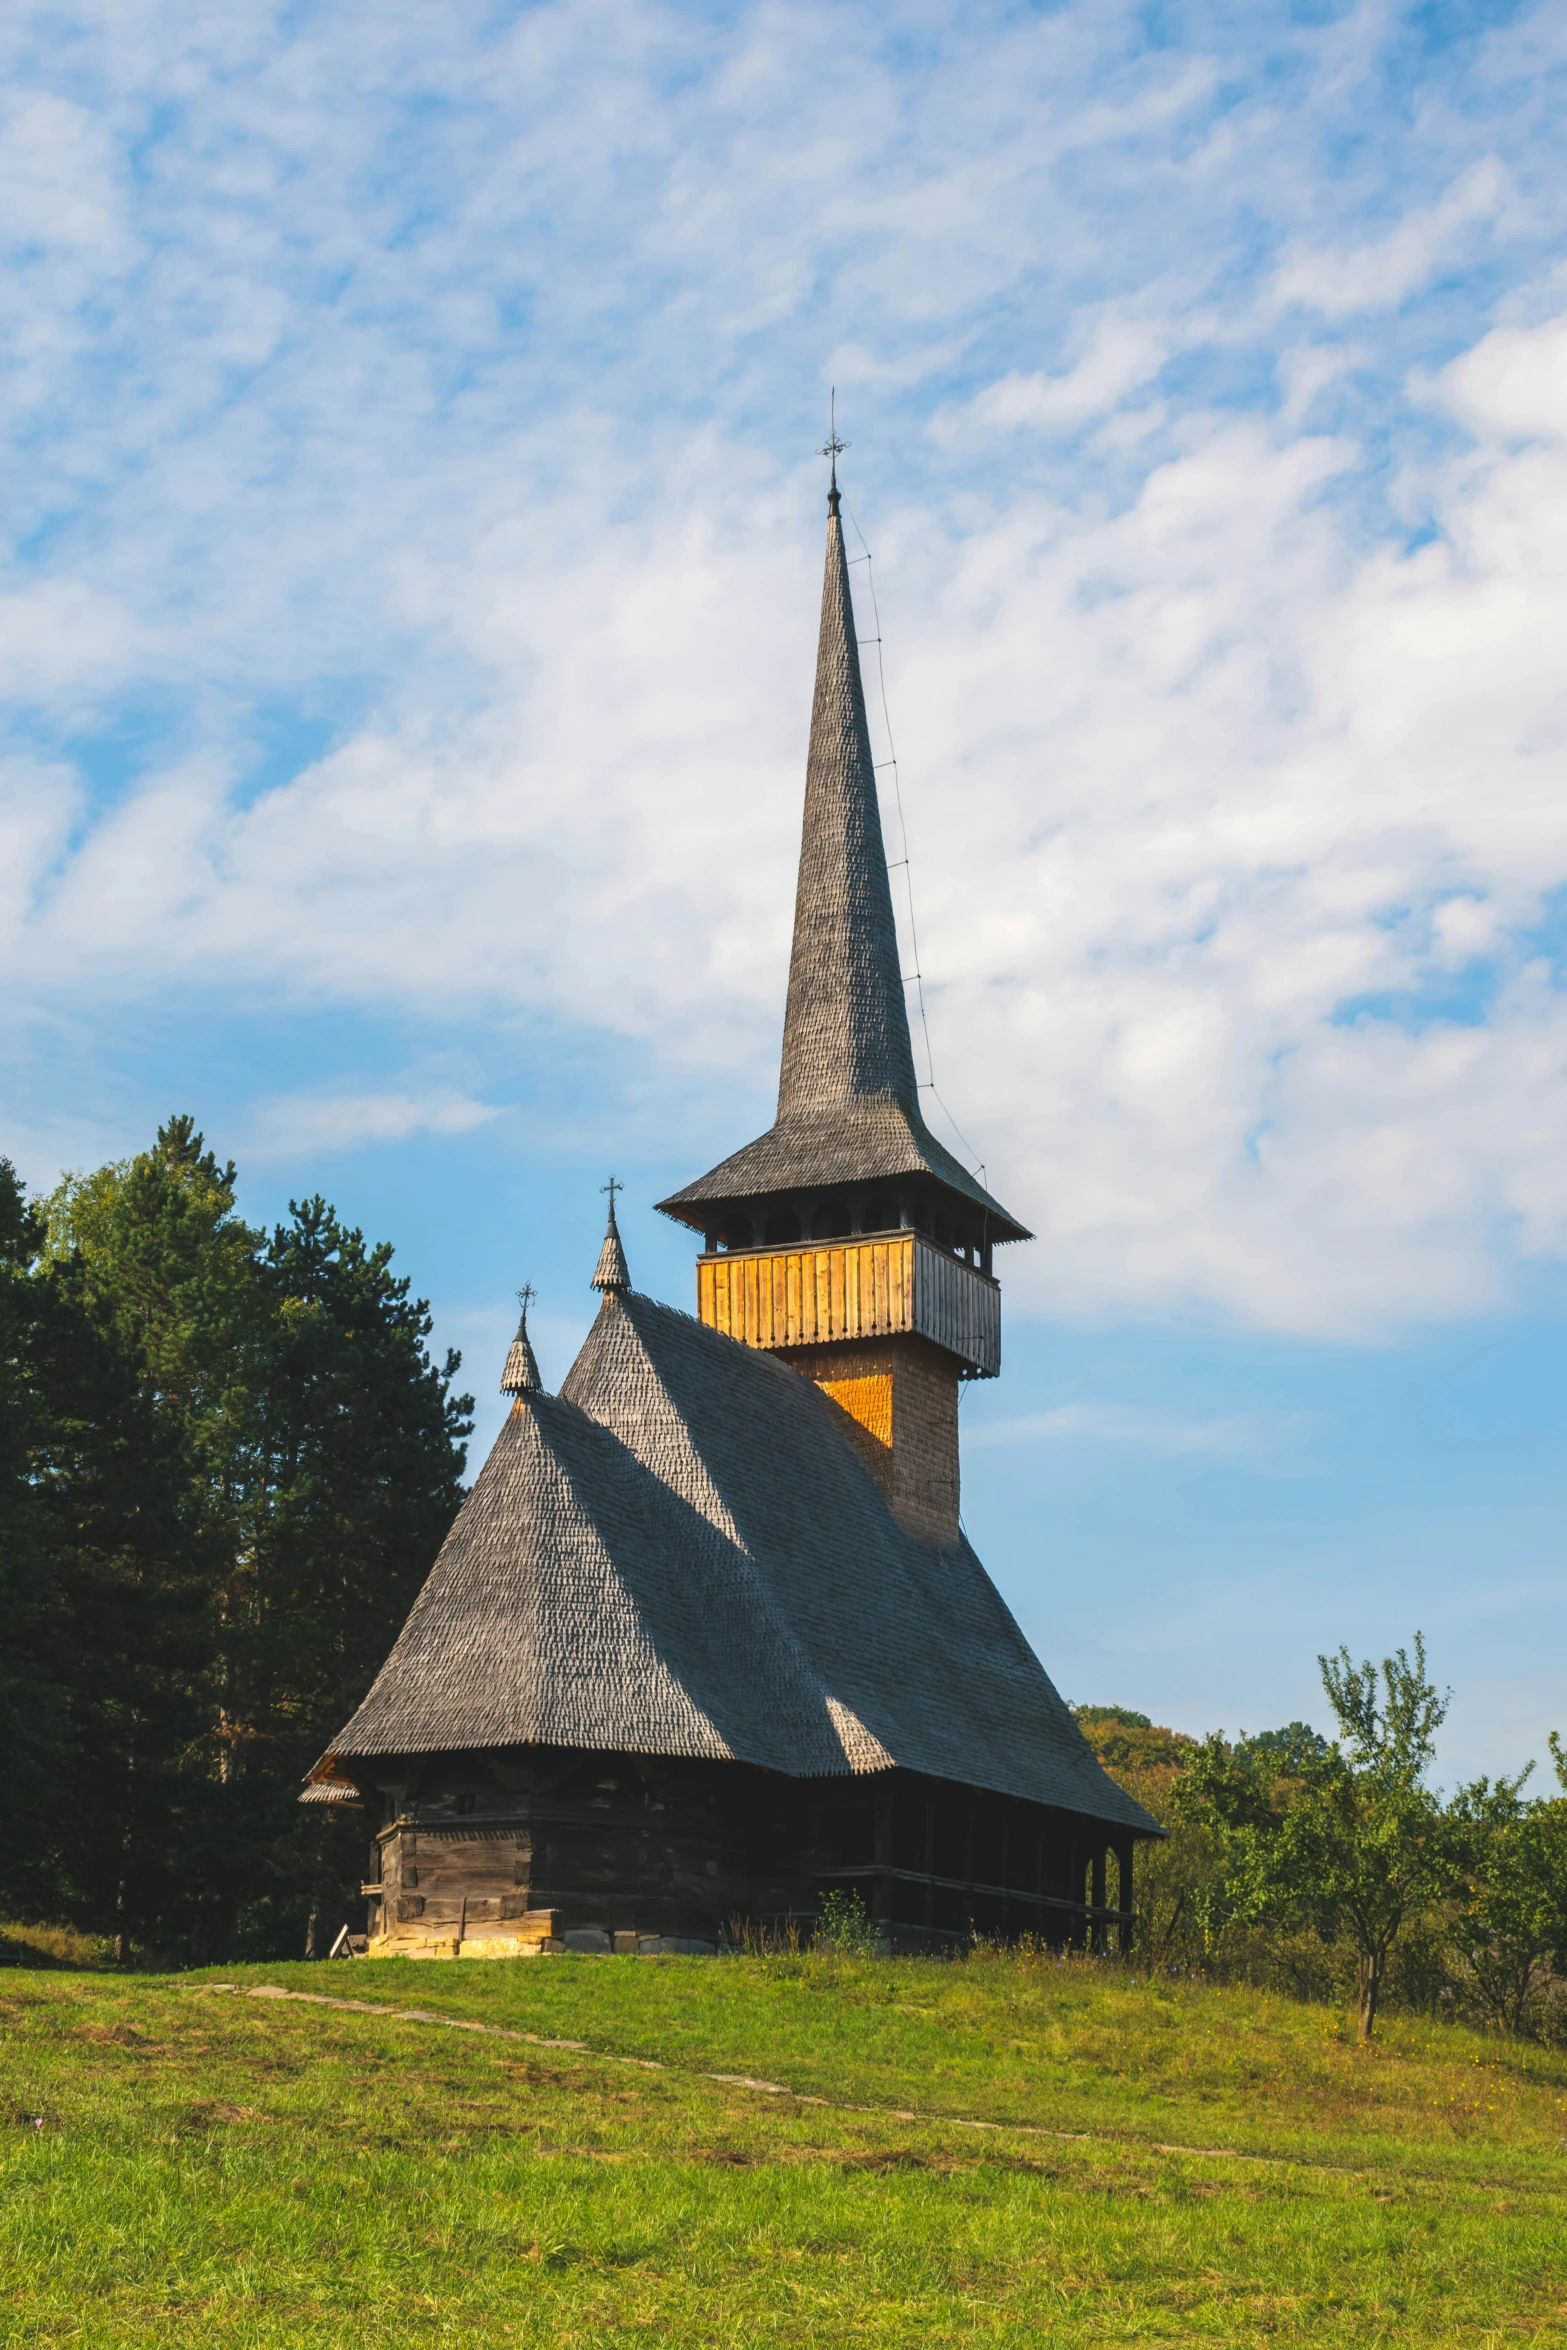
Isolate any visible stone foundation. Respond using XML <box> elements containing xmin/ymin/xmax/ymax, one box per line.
<box><xmin>363</xmin><ymin>1929</ymin><xmax>715</xmax><ymax>1960</ymax></box>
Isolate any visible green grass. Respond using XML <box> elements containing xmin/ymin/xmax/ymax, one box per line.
<box><xmin>3</xmin><ymin>1952</ymin><xmax>1566</xmax><ymax>2345</ymax></box>
<box><xmin>0</xmin><ymin>1920</ymin><xmax>113</xmax><ymax>1970</ymax></box>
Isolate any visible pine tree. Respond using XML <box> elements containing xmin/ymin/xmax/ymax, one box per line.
<box><xmin>37</xmin><ymin>1120</ymin><xmax>472</xmax><ymax>1958</ymax></box>
<box><xmin>240</xmin><ymin>1195</ymin><xmax>473</xmax><ymax>1953</ymax></box>
<box><xmin>0</xmin><ymin>1161</ymin><xmax>67</xmax><ymax>1916</ymax></box>
<box><xmin>3</xmin><ymin>1154</ymin><xmax>209</xmax><ymax>1951</ymax></box>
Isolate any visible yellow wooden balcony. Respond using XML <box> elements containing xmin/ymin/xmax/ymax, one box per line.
<box><xmin>697</xmin><ymin>1229</ymin><xmax>1000</xmax><ymax>1378</ymax></box>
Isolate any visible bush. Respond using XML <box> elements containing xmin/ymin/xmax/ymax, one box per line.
<box><xmin>817</xmin><ymin>1890</ymin><xmax>879</xmax><ymax>1957</ymax></box>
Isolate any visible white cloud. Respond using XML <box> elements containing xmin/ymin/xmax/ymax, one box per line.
<box><xmin>946</xmin><ymin>316</ymin><xmax>1172</xmax><ymax>435</ymax></box>
<box><xmin>0</xmin><ymin>756</ymin><xmax>80</xmax><ymax>935</ymax></box>
<box><xmin>1272</xmin><ymin>159</ymin><xmax>1511</xmax><ymax>319</ymax></box>
<box><xmin>3</xmin><ymin>0</ymin><xmax>1567</xmax><ymax>1348</ymax></box>
<box><xmin>244</xmin><ymin>1091</ymin><xmax>503</xmax><ymax>1161</ymax></box>
<box><xmin>1274</xmin><ymin>341</ymin><xmax>1365</xmax><ymax>428</ymax></box>
<box><xmin>8</xmin><ymin>307</ymin><xmax>1567</xmax><ymax>1338</ymax></box>
<box><xmin>1440</xmin><ymin>315</ymin><xmax>1567</xmax><ymax>442</ymax></box>
<box><xmin>969</xmin><ymin>1402</ymin><xmax>1291</xmax><ymax>1458</ymax></box>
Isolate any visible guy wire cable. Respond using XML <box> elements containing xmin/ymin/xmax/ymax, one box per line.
<box><xmin>843</xmin><ymin>496</ymin><xmax>989</xmax><ymax>1190</ymax></box>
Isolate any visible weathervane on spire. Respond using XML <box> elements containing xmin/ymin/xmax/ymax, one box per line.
<box><xmin>818</xmin><ymin>387</ymin><xmax>848</xmax><ymax>498</ymax></box>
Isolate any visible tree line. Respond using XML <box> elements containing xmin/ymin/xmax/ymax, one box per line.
<box><xmin>1078</xmin><ymin>1635</ymin><xmax>1567</xmax><ymax>2042</ymax></box>
<box><xmin>0</xmin><ymin>1119</ymin><xmax>472</xmax><ymax>1963</ymax></box>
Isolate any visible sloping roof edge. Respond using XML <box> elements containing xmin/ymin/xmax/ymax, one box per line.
<box><xmin>658</xmin><ymin>1100</ymin><xmax>1031</xmax><ymax>1243</ymax></box>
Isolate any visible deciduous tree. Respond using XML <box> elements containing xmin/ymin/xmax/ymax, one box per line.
<box><xmin>1191</xmin><ymin>1635</ymin><xmax>1456</xmax><ymax>2039</ymax></box>
<box><xmin>1449</xmin><ymin>1748</ymin><xmax>1567</xmax><ymax>2037</ymax></box>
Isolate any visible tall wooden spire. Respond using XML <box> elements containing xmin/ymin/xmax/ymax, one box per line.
<box><xmin>658</xmin><ymin>490</ymin><xmax>1029</xmax><ymax>1251</ymax></box>
<box><xmin>658</xmin><ymin>480</ymin><xmax>1032</xmax><ymax>1544</ymax></box>
<box><xmin>776</xmin><ymin>486</ymin><xmax>920</xmax><ymax>1123</ymax></box>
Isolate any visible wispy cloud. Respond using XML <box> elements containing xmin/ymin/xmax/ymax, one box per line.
<box><xmin>2</xmin><ymin>0</ymin><xmax>1567</xmax><ymax>1346</ymax></box>
<box><xmin>969</xmin><ymin>1401</ymin><xmax>1295</xmax><ymax>1458</ymax></box>
<box><xmin>1271</xmin><ymin>159</ymin><xmax>1512</xmax><ymax>319</ymax></box>
<box><xmin>244</xmin><ymin>1091</ymin><xmax>503</xmax><ymax>1162</ymax></box>
<box><xmin>938</xmin><ymin>316</ymin><xmax>1173</xmax><ymax>437</ymax></box>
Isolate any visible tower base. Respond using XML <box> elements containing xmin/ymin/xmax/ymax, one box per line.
<box><xmin>776</xmin><ymin>1334</ymin><xmax>961</xmax><ymax>1548</ymax></box>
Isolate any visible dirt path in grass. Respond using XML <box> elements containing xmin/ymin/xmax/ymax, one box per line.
<box><xmin>191</xmin><ymin>1980</ymin><xmax>1466</xmax><ymax>2185</ymax></box>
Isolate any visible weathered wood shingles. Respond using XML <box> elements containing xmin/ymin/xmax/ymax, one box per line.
<box><xmin>325</xmin><ymin>1286</ymin><xmax>1153</xmax><ymax>1837</ymax></box>
<box><xmin>657</xmin><ymin>497</ymin><xmax>1029</xmax><ymax>1250</ymax></box>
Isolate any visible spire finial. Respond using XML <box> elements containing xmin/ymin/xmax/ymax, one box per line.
<box><xmin>818</xmin><ymin>386</ymin><xmax>848</xmax><ymax>509</ymax></box>
<box><xmin>501</xmin><ymin>1282</ymin><xmax>543</xmax><ymax>1395</ymax></box>
<box><xmin>592</xmin><ymin>1178</ymin><xmax>631</xmax><ymax>1294</ymax></box>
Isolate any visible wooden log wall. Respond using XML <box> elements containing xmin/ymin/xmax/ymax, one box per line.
<box><xmin>351</xmin><ymin>1749</ymin><xmax>1140</xmax><ymax>1959</ymax></box>
<box><xmin>360</xmin><ymin>1748</ymin><xmax>755</xmax><ymax>1957</ymax></box>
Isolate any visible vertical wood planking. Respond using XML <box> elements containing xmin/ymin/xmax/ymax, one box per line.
<box><xmin>696</xmin><ymin>1231</ymin><xmax>1000</xmax><ymax>1374</ymax></box>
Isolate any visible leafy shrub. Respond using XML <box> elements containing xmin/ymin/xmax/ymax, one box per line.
<box><xmin>817</xmin><ymin>1890</ymin><xmax>879</xmax><ymax>1957</ymax></box>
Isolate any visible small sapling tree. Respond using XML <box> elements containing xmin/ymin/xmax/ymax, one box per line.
<box><xmin>1190</xmin><ymin>1635</ymin><xmax>1456</xmax><ymax>2040</ymax></box>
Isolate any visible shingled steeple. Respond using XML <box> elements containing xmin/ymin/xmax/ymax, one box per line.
<box><xmin>592</xmin><ymin>1182</ymin><xmax>631</xmax><ymax>1295</ymax></box>
<box><xmin>657</xmin><ymin>489</ymin><xmax>1028</xmax><ymax>1253</ymax></box>
<box><xmin>500</xmin><ymin>1288</ymin><xmax>543</xmax><ymax>1397</ymax></box>
<box><xmin>776</xmin><ymin>480</ymin><xmax>920</xmax><ymax>1122</ymax></box>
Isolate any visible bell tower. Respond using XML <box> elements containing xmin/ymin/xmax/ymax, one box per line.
<box><xmin>657</xmin><ymin>474</ymin><xmax>1029</xmax><ymax>1548</ymax></box>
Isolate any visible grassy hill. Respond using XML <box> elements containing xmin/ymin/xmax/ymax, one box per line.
<box><xmin>3</xmin><ymin>1949</ymin><xmax>1565</xmax><ymax>2345</ymax></box>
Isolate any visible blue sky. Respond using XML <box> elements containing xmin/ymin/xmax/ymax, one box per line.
<box><xmin>5</xmin><ymin>0</ymin><xmax>1567</xmax><ymax>1776</ymax></box>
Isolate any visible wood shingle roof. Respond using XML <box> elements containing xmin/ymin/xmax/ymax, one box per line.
<box><xmin>658</xmin><ymin>492</ymin><xmax>1029</xmax><ymax>1246</ymax></box>
<box><xmin>329</xmin><ymin>1287</ymin><xmax>1155</xmax><ymax>1837</ymax></box>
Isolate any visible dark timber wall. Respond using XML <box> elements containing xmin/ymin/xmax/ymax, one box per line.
<box><xmin>348</xmin><ymin>1747</ymin><xmax>1134</xmax><ymax>1958</ymax></box>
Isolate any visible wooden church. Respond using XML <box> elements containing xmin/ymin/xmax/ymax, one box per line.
<box><xmin>303</xmin><ymin>475</ymin><xmax>1159</xmax><ymax>1956</ymax></box>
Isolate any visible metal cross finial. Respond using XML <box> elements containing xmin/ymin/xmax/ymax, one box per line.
<box><xmin>601</xmin><ymin>1175</ymin><xmax>622</xmax><ymax>1211</ymax></box>
<box><xmin>502</xmin><ymin>1279</ymin><xmax>543</xmax><ymax>1393</ymax></box>
<box><xmin>818</xmin><ymin>386</ymin><xmax>848</xmax><ymax>493</ymax></box>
